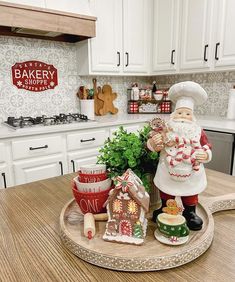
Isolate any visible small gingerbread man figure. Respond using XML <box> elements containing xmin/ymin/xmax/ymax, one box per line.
<box><xmin>162</xmin><ymin>199</ymin><xmax>183</xmax><ymax>215</ymax></box>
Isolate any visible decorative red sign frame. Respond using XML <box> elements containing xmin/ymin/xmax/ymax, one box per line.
<box><xmin>12</xmin><ymin>60</ymin><xmax>58</xmax><ymax>92</ymax></box>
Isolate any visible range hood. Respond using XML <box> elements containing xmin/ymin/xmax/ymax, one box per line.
<box><xmin>0</xmin><ymin>1</ymin><xmax>96</xmax><ymax>43</ymax></box>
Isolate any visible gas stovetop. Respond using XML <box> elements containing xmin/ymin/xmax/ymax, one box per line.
<box><xmin>3</xmin><ymin>113</ymin><xmax>92</xmax><ymax>129</ymax></box>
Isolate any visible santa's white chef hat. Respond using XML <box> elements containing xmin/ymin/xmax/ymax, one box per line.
<box><xmin>168</xmin><ymin>81</ymin><xmax>207</xmax><ymax>111</ymax></box>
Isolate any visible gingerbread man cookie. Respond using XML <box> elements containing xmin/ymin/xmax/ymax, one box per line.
<box><xmin>162</xmin><ymin>199</ymin><xmax>183</xmax><ymax>215</ymax></box>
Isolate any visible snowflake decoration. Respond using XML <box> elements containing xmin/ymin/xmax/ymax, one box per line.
<box><xmin>127</xmin><ymin>200</ymin><xmax>138</xmax><ymax>214</ymax></box>
<box><xmin>17</xmin><ymin>80</ymin><xmax>22</xmax><ymax>87</ymax></box>
<box><xmin>112</xmin><ymin>199</ymin><xmax>122</xmax><ymax>213</ymax></box>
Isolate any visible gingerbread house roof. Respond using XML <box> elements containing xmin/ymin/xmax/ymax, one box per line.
<box><xmin>105</xmin><ymin>169</ymin><xmax>150</xmax><ymax>212</ymax></box>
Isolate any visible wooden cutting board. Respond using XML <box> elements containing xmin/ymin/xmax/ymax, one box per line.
<box><xmin>93</xmin><ymin>78</ymin><xmax>104</xmax><ymax>116</ymax></box>
<box><xmin>98</xmin><ymin>84</ymin><xmax>118</xmax><ymax>115</ymax></box>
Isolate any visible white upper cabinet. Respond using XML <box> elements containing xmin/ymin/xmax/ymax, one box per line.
<box><xmin>122</xmin><ymin>0</ymin><xmax>150</xmax><ymax>73</ymax></box>
<box><xmin>1</xmin><ymin>0</ymin><xmax>92</xmax><ymax>14</ymax></box>
<box><xmin>152</xmin><ymin>0</ymin><xmax>180</xmax><ymax>73</ymax></box>
<box><xmin>0</xmin><ymin>0</ymin><xmax>45</xmax><ymax>7</ymax></box>
<box><xmin>77</xmin><ymin>0</ymin><xmax>151</xmax><ymax>75</ymax></box>
<box><xmin>88</xmin><ymin>0</ymin><xmax>122</xmax><ymax>73</ymax></box>
<box><xmin>45</xmin><ymin>0</ymin><xmax>93</xmax><ymax>15</ymax></box>
<box><xmin>179</xmin><ymin>0</ymin><xmax>213</xmax><ymax>71</ymax></box>
<box><xmin>212</xmin><ymin>0</ymin><xmax>235</xmax><ymax>69</ymax></box>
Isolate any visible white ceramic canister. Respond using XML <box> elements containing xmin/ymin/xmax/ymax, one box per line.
<box><xmin>131</xmin><ymin>86</ymin><xmax>140</xmax><ymax>101</ymax></box>
<box><xmin>80</xmin><ymin>99</ymin><xmax>95</xmax><ymax>120</ymax></box>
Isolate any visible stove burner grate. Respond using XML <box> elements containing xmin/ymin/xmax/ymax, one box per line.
<box><xmin>4</xmin><ymin>113</ymin><xmax>89</xmax><ymax>129</ymax></box>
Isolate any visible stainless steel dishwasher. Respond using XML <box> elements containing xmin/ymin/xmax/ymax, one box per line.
<box><xmin>204</xmin><ymin>130</ymin><xmax>234</xmax><ymax>175</ymax></box>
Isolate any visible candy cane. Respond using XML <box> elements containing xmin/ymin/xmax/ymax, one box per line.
<box><xmin>165</xmin><ymin>134</ymin><xmax>208</xmax><ymax>171</ymax></box>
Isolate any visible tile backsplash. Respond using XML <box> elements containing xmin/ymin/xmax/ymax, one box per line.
<box><xmin>0</xmin><ymin>36</ymin><xmax>234</xmax><ymax>121</ymax></box>
<box><xmin>155</xmin><ymin>72</ymin><xmax>235</xmax><ymax>117</ymax></box>
<box><xmin>0</xmin><ymin>36</ymin><xmax>80</xmax><ymax>122</ymax></box>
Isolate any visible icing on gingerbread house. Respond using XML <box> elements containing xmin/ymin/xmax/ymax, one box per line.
<box><xmin>103</xmin><ymin>169</ymin><xmax>150</xmax><ymax>245</ymax></box>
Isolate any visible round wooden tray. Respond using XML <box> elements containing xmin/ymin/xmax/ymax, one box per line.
<box><xmin>60</xmin><ymin>193</ymin><xmax>235</xmax><ymax>271</ymax></box>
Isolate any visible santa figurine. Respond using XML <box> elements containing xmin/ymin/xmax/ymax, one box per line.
<box><xmin>147</xmin><ymin>81</ymin><xmax>212</xmax><ymax>230</ymax></box>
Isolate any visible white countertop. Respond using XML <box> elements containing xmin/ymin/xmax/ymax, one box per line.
<box><xmin>0</xmin><ymin>113</ymin><xmax>234</xmax><ymax>139</ymax></box>
<box><xmin>197</xmin><ymin>116</ymin><xmax>235</xmax><ymax>134</ymax></box>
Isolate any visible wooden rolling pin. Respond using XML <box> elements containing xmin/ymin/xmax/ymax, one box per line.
<box><xmin>84</xmin><ymin>213</ymin><xmax>96</xmax><ymax>239</ymax></box>
<box><xmin>83</xmin><ymin>213</ymin><xmax>108</xmax><ymax>239</ymax></box>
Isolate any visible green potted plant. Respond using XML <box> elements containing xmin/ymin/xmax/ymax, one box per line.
<box><xmin>97</xmin><ymin>125</ymin><xmax>159</xmax><ymax>193</ymax></box>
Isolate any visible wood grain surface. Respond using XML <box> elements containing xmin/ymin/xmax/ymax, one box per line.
<box><xmin>0</xmin><ymin>169</ymin><xmax>234</xmax><ymax>282</ymax></box>
<box><xmin>0</xmin><ymin>1</ymin><xmax>96</xmax><ymax>43</ymax></box>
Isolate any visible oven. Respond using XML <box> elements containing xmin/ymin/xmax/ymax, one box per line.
<box><xmin>204</xmin><ymin>130</ymin><xmax>234</xmax><ymax>175</ymax></box>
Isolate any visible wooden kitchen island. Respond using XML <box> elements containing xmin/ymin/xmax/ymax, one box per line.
<box><xmin>0</xmin><ymin>169</ymin><xmax>234</xmax><ymax>282</ymax></box>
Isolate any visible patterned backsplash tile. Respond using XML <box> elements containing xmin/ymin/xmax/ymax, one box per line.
<box><xmin>0</xmin><ymin>36</ymin><xmax>81</xmax><ymax>122</ymax></box>
<box><xmin>155</xmin><ymin>72</ymin><xmax>235</xmax><ymax>117</ymax></box>
<box><xmin>0</xmin><ymin>36</ymin><xmax>234</xmax><ymax>121</ymax></box>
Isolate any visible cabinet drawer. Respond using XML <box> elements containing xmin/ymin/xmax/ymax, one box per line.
<box><xmin>12</xmin><ymin>136</ymin><xmax>63</xmax><ymax>160</ymax></box>
<box><xmin>67</xmin><ymin>130</ymin><xmax>108</xmax><ymax>151</ymax></box>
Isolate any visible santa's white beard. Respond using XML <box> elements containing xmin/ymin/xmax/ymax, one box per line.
<box><xmin>167</xmin><ymin>118</ymin><xmax>201</xmax><ymax>140</ymax></box>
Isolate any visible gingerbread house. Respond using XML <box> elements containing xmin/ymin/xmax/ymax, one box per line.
<box><xmin>103</xmin><ymin>169</ymin><xmax>150</xmax><ymax>245</ymax></box>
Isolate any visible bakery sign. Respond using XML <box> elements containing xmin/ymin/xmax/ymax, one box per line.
<box><xmin>11</xmin><ymin>60</ymin><xmax>58</xmax><ymax>92</ymax></box>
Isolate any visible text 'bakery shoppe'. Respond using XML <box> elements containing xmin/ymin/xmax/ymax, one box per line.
<box><xmin>11</xmin><ymin>60</ymin><xmax>58</xmax><ymax>92</ymax></box>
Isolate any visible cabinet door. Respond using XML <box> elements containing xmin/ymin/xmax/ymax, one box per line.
<box><xmin>89</xmin><ymin>0</ymin><xmax>122</xmax><ymax>73</ymax></box>
<box><xmin>68</xmin><ymin>148</ymin><xmax>100</xmax><ymax>173</ymax></box>
<box><xmin>0</xmin><ymin>143</ymin><xmax>13</xmax><ymax>188</ymax></box>
<box><xmin>14</xmin><ymin>155</ymin><xmax>66</xmax><ymax>185</ymax></box>
<box><xmin>180</xmin><ymin>0</ymin><xmax>212</xmax><ymax>71</ymax></box>
<box><xmin>45</xmin><ymin>0</ymin><xmax>91</xmax><ymax>15</ymax></box>
<box><xmin>213</xmin><ymin>0</ymin><xmax>235</xmax><ymax>68</ymax></box>
<box><xmin>123</xmin><ymin>0</ymin><xmax>151</xmax><ymax>73</ymax></box>
<box><xmin>0</xmin><ymin>166</ymin><xmax>11</xmax><ymax>189</ymax></box>
<box><xmin>152</xmin><ymin>0</ymin><xmax>180</xmax><ymax>73</ymax></box>
<box><xmin>0</xmin><ymin>0</ymin><xmax>45</xmax><ymax>7</ymax></box>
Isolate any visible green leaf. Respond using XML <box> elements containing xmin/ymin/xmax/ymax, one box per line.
<box><xmin>97</xmin><ymin>125</ymin><xmax>159</xmax><ymax>192</ymax></box>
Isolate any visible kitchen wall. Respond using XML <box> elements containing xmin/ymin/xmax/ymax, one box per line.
<box><xmin>0</xmin><ymin>36</ymin><xmax>80</xmax><ymax>122</ymax></box>
<box><xmin>0</xmin><ymin>36</ymin><xmax>150</xmax><ymax>121</ymax></box>
<box><xmin>0</xmin><ymin>36</ymin><xmax>234</xmax><ymax>121</ymax></box>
